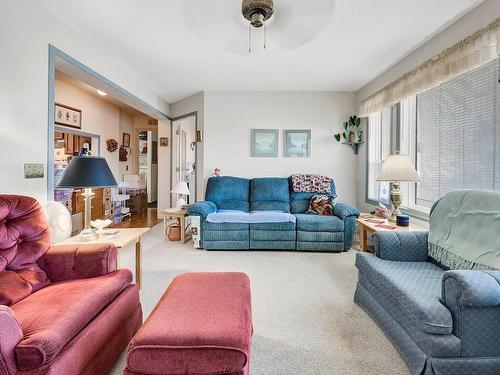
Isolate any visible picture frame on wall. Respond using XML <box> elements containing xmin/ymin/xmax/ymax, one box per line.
<box><xmin>122</xmin><ymin>132</ymin><xmax>131</xmax><ymax>148</ymax></box>
<box><xmin>283</xmin><ymin>129</ymin><xmax>311</xmax><ymax>157</ymax></box>
<box><xmin>160</xmin><ymin>137</ymin><xmax>169</xmax><ymax>147</ymax></box>
<box><xmin>55</xmin><ymin>103</ymin><xmax>82</xmax><ymax>129</ymax></box>
<box><xmin>251</xmin><ymin>129</ymin><xmax>278</xmax><ymax>157</ymax></box>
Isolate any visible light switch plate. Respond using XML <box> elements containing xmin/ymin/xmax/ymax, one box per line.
<box><xmin>24</xmin><ymin>164</ymin><xmax>45</xmax><ymax>179</ymax></box>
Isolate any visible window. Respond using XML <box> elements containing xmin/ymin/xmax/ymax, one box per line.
<box><xmin>415</xmin><ymin>58</ymin><xmax>500</xmax><ymax>209</ymax></box>
<box><xmin>368</xmin><ymin>58</ymin><xmax>500</xmax><ymax>215</ymax></box>
<box><xmin>366</xmin><ymin>108</ymin><xmax>391</xmax><ymax>206</ymax></box>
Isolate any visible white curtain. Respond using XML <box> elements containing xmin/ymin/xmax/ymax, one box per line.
<box><xmin>359</xmin><ymin>17</ymin><xmax>500</xmax><ymax>116</ymax></box>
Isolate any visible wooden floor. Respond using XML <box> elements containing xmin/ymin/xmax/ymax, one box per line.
<box><xmin>110</xmin><ymin>208</ymin><xmax>161</xmax><ymax>229</ymax></box>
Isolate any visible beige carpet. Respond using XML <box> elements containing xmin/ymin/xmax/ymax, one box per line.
<box><xmin>110</xmin><ymin>224</ymin><xmax>409</xmax><ymax>375</ymax></box>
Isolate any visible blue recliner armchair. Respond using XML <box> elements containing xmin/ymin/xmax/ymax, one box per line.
<box><xmin>189</xmin><ymin>176</ymin><xmax>360</xmax><ymax>251</ymax></box>
<box><xmin>355</xmin><ymin>231</ymin><xmax>500</xmax><ymax>375</ymax></box>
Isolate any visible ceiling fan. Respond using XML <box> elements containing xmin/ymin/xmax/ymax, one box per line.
<box><xmin>182</xmin><ymin>0</ymin><xmax>335</xmax><ymax>54</ymax></box>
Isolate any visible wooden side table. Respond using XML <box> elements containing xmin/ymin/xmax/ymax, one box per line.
<box><xmin>163</xmin><ymin>209</ymin><xmax>192</xmax><ymax>244</ymax></box>
<box><xmin>57</xmin><ymin>227</ymin><xmax>149</xmax><ymax>289</ymax></box>
<box><xmin>356</xmin><ymin>214</ymin><xmax>425</xmax><ymax>253</ymax></box>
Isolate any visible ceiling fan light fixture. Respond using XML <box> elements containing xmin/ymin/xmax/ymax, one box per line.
<box><xmin>242</xmin><ymin>0</ymin><xmax>274</xmax><ymax>26</ymax></box>
<box><xmin>242</xmin><ymin>0</ymin><xmax>274</xmax><ymax>52</ymax></box>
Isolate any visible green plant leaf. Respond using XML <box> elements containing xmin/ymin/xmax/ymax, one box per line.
<box><xmin>334</xmin><ymin>133</ymin><xmax>341</xmax><ymax>142</ymax></box>
<box><xmin>342</xmin><ymin>133</ymin><xmax>347</xmax><ymax>140</ymax></box>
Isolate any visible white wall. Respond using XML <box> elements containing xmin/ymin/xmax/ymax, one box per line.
<box><xmin>55</xmin><ymin>79</ymin><xmax>121</xmax><ymax>179</ymax></box>
<box><xmin>0</xmin><ymin>0</ymin><xmax>169</xmax><ymax>202</ymax></box>
<box><xmin>355</xmin><ymin>0</ymin><xmax>500</xmax><ymax>224</ymax></box>
<box><xmin>203</xmin><ymin>91</ymin><xmax>358</xmax><ymax>205</ymax></box>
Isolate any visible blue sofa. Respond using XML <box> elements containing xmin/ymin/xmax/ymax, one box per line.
<box><xmin>355</xmin><ymin>231</ymin><xmax>500</xmax><ymax>375</ymax></box>
<box><xmin>189</xmin><ymin>176</ymin><xmax>360</xmax><ymax>251</ymax></box>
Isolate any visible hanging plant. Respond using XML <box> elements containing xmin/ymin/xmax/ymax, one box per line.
<box><xmin>106</xmin><ymin>139</ymin><xmax>118</xmax><ymax>152</ymax></box>
<box><xmin>334</xmin><ymin>115</ymin><xmax>362</xmax><ymax>144</ymax></box>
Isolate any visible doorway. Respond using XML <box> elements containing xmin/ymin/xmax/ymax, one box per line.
<box><xmin>48</xmin><ymin>45</ymin><xmax>172</xmax><ymax>227</ymax></box>
<box><xmin>137</xmin><ymin>130</ymin><xmax>158</xmax><ymax>206</ymax></box>
<box><xmin>172</xmin><ymin>115</ymin><xmax>197</xmax><ymax>204</ymax></box>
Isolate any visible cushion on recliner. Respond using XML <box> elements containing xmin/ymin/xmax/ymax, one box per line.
<box><xmin>295</xmin><ymin>214</ymin><xmax>344</xmax><ymax>232</ymax></box>
<box><xmin>289</xmin><ymin>178</ymin><xmax>336</xmax><ymax>214</ymax></box>
<box><xmin>355</xmin><ymin>254</ymin><xmax>452</xmax><ymax>335</ymax></box>
<box><xmin>205</xmin><ymin>177</ymin><xmax>250</xmax><ymax>211</ymax></box>
<box><xmin>12</xmin><ymin>269</ymin><xmax>132</xmax><ymax>370</ymax></box>
<box><xmin>250</xmin><ymin>178</ymin><xmax>290</xmax><ymax>212</ymax></box>
<box><xmin>0</xmin><ymin>196</ymin><xmax>51</xmax><ymax>305</ymax></box>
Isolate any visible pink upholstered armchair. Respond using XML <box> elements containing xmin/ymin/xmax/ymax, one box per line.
<box><xmin>0</xmin><ymin>195</ymin><xmax>142</xmax><ymax>375</ymax></box>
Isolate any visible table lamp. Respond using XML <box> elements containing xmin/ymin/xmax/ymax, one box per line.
<box><xmin>377</xmin><ymin>153</ymin><xmax>419</xmax><ymax>222</ymax></box>
<box><xmin>57</xmin><ymin>156</ymin><xmax>117</xmax><ymax>241</ymax></box>
<box><xmin>171</xmin><ymin>181</ymin><xmax>190</xmax><ymax>208</ymax></box>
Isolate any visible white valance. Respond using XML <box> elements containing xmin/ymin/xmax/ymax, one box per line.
<box><xmin>359</xmin><ymin>17</ymin><xmax>500</xmax><ymax>116</ymax></box>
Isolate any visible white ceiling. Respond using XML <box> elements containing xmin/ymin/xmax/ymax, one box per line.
<box><xmin>37</xmin><ymin>0</ymin><xmax>483</xmax><ymax>103</ymax></box>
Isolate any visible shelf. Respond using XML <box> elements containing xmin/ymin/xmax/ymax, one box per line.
<box><xmin>342</xmin><ymin>141</ymin><xmax>364</xmax><ymax>155</ymax></box>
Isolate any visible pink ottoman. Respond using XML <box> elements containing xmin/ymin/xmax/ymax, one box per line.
<box><xmin>124</xmin><ymin>272</ymin><xmax>253</xmax><ymax>375</ymax></box>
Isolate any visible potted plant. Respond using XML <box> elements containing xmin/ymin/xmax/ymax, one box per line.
<box><xmin>334</xmin><ymin>115</ymin><xmax>362</xmax><ymax>144</ymax></box>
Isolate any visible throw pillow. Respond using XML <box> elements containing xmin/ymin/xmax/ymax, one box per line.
<box><xmin>306</xmin><ymin>194</ymin><xmax>338</xmax><ymax>215</ymax></box>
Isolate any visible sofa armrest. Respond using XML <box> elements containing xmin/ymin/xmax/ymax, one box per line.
<box><xmin>188</xmin><ymin>201</ymin><xmax>217</xmax><ymax>220</ymax></box>
<box><xmin>373</xmin><ymin>231</ymin><xmax>429</xmax><ymax>261</ymax></box>
<box><xmin>333</xmin><ymin>203</ymin><xmax>360</xmax><ymax>220</ymax></box>
<box><xmin>442</xmin><ymin>270</ymin><xmax>500</xmax><ymax>308</ymax></box>
<box><xmin>332</xmin><ymin>203</ymin><xmax>360</xmax><ymax>250</ymax></box>
<box><xmin>0</xmin><ymin>306</ymin><xmax>23</xmax><ymax>375</ymax></box>
<box><xmin>37</xmin><ymin>243</ymin><xmax>117</xmax><ymax>282</ymax></box>
<box><xmin>441</xmin><ymin>270</ymin><xmax>500</xmax><ymax>356</ymax></box>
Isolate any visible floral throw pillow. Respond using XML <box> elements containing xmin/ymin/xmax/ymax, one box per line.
<box><xmin>306</xmin><ymin>194</ymin><xmax>338</xmax><ymax>215</ymax></box>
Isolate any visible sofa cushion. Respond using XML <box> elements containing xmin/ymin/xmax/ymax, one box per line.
<box><xmin>12</xmin><ymin>269</ymin><xmax>132</xmax><ymax>370</ymax></box>
<box><xmin>289</xmin><ymin>177</ymin><xmax>336</xmax><ymax>214</ymax></box>
<box><xmin>205</xmin><ymin>177</ymin><xmax>250</xmax><ymax>212</ymax></box>
<box><xmin>355</xmin><ymin>254</ymin><xmax>453</xmax><ymax>335</ymax></box>
<box><xmin>306</xmin><ymin>194</ymin><xmax>338</xmax><ymax>215</ymax></box>
<box><xmin>295</xmin><ymin>214</ymin><xmax>344</xmax><ymax>232</ymax></box>
<box><xmin>250</xmin><ymin>178</ymin><xmax>290</xmax><ymax>212</ymax></box>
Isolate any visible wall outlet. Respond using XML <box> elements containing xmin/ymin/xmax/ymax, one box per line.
<box><xmin>24</xmin><ymin>163</ymin><xmax>44</xmax><ymax>179</ymax></box>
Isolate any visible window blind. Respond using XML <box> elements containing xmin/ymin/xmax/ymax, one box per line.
<box><xmin>416</xmin><ymin>58</ymin><xmax>499</xmax><ymax>208</ymax></box>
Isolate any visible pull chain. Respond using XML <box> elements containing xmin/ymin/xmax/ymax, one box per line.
<box><xmin>264</xmin><ymin>19</ymin><xmax>267</xmax><ymax>49</ymax></box>
<box><xmin>248</xmin><ymin>23</ymin><xmax>252</xmax><ymax>53</ymax></box>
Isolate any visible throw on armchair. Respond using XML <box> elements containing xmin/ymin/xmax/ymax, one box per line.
<box><xmin>354</xmin><ymin>190</ymin><xmax>500</xmax><ymax>375</ymax></box>
<box><xmin>0</xmin><ymin>195</ymin><xmax>142</xmax><ymax>375</ymax></box>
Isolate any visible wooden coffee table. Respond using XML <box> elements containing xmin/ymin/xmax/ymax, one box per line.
<box><xmin>356</xmin><ymin>214</ymin><xmax>425</xmax><ymax>253</ymax></box>
<box><xmin>57</xmin><ymin>227</ymin><xmax>150</xmax><ymax>289</ymax></box>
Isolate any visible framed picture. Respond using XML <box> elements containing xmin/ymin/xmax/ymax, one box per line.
<box><xmin>55</xmin><ymin>103</ymin><xmax>82</xmax><ymax>129</ymax></box>
<box><xmin>283</xmin><ymin>129</ymin><xmax>311</xmax><ymax>157</ymax></box>
<box><xmin>160</xmin><ymin>137</ymin><xmax>169</xmax><ymax>147</ymax></box>
<box><xmin>251</xmin><ymin>129</ymin><xmax>278</xmax><ymax>157</ymax></box>
<box><xmin>122</xmin><ymin>132</ymin><xmax>131</xmax><ymax>148</ymax></box>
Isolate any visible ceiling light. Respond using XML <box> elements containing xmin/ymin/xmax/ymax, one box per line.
<box><xmin>242</xmin><ymin>0</ymin><xmax>274</xmax><ymax>52</ymax></box>
<box><xmin>96</xmin><ymin>89</ymin><xmax>107</xmax><ymax>96</ymax></box>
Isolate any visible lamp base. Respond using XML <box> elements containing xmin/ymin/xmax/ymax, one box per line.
<box><xmin>175</xmin><ymin>198</ymin><xmax>187</xmax><ymax>208</ymax></box>
<box><xmin>76</xmin><ymin>228</ymin><xmax>98</xmax><ymax>242</ymax></box>
<box><xmin>389</xmin><ymin>181</ymin><xmax>402</xmax><ymax>223</ymax></box>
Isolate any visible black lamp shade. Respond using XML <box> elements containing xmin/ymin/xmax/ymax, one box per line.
<box><xmin>57</xmin><ymin>156</ymin><xmax>117</xmax><ymax>188</ymax></box>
